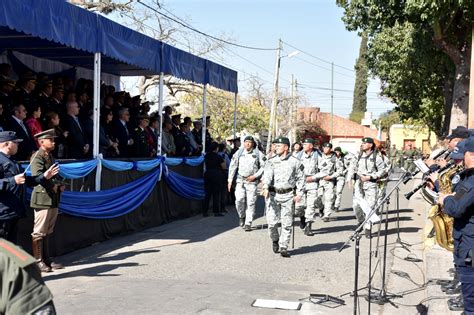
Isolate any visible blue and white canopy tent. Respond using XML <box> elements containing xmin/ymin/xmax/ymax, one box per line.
<box><xmin>0</xmin><ymin>0</ymin><xmax>238</xmax><ymax>189</ymax></box>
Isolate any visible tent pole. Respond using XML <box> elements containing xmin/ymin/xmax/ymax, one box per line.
<box><xmin>202</xmin><ymin>84</ymin><xmax>208</xmax><ymax>154</ymax></box>
<box><xmin>158</xmin><ymin>72</ymin><xmax>164</xmax><ymax>156</ymax></box>
<box><xmin>93</xmin><ymin>52</ymin><xmax>101</xmax><ymax>191</ymax></box>
<box><xmin>233</xmin><ymin>93</ymin><xmax>237</xmax><ymax>140</ymax></box>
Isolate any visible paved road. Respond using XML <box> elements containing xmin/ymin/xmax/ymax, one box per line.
<box><xmin>46</xmin><ymin>176</ymin><xmax>430</xmax><ymax>314</ymax></box>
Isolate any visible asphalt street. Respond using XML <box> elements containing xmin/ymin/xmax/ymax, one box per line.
<box><xmin>45</xmin><ymin>176</ymin><xmax>433</xmax><ymax>314</ymax></box>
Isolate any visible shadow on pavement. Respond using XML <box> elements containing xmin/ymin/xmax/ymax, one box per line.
<box><xmin>290</xmin><ymin>241</ymin><xmax>347</xmax><ymax>256</ymax></box>
<box><xmin>43</xmin><ymin>262</ymin><xmax>140</xmax><ymax>281</ymax></box>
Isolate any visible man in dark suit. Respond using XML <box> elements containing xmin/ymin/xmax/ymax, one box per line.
<box><xmin>131</xmin><ymin>114</ymin><xmax>151</xmax><ymax>158</ymax></box>
<box><xmin>5</xmin><ymin>104</ymin><xmax>36</xmax><ymax>161</ymax></box>
<box><xmin>112</xmin><ymin>107</ymin><xmax>134</xmax><ymax>158</ymax></box>
<box><xmin>0</xmin><ymin>131</ymin><xmax>59</xmax><ymax>243</ymax></box>
<box><xmin>62</xmin><ymin>101</ymin><xmax>89</xmax><ymax>159</ymax></box>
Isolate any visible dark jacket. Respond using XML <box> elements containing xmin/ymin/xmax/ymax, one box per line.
<box><xmin>62</xmin><ymin>114</ymin><xmax>88</xmax><ymax>159</ymax></box>
<box><xmin>4</xmin><ymin>117</ymin><xmax>37</xmax><ymax>161</ymax></box>
<box><xmin>0</xmin><ymin>152</ymin><xmax>46</xmax><ymax>219</ymax></box>
<box><xmin>444</xmin><ymin>168</ymin><xmax>474</xmax><ymax>267</ymax></box>
<box><xmin>29</xmin><ymin>149</ymin><xmax>63</xmax><ymax>209</ymax></box>
<box><xmin>112</xmin><ymin>119</ymin><xmax>132</xmax><ymax>158</ymax></box>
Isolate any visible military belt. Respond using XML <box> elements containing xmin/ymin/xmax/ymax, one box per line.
<box><xmin>268</xmin><ymin>187</ymin><xmax>293</xmax><ymax>194</ymax></box>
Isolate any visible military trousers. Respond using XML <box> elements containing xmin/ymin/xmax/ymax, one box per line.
<box><xmin>316</xmin><ymin>179</ymin><xmax>335</xmax><ymax>218</ymax></box>
<box><xmin>334</xmin><ymin>178</ymin><xmax>345</xmax><ymax>209</ymax></box>
<box><xmin>458</xmin><ymin>266</ymin><xmax>474</xmax><ymax>313</ymax></box>
<box><xmin>352</xmin><ymin>180</ymin><xmax>378</xmax><ymax>229</ymax></box>
<box><xmin>234</xmin><ymin>180</ymin><xmax>258</xmax><ymax>226</ymax></box>
<box><xmin>32</xmin><ymin>208</ymin><xmax>58</xmax><ymax>240</ymax></box>
<box><xmin>295</xmin><ymin>189</ymin><xmax>318</xmax><ymax>222</ymax></box>
<box><xmin>266</xmin><ymin>192</ymin><xmax>294</xmax><ymax>249</ymax></box>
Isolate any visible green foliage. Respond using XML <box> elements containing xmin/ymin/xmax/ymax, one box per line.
<box><xmin>351</xmin><ymin>33</ymin><xmax>368</xmax><ymax>116</ymax></box>
<box><xmin>179</xmin><ymin>87</ymin><xmax>269</xmax><ymax>140</ymax></box>
<box><xmin>374</xmin><ymin>110</ymin><xmax>401</xmax><ymax>132</ymax></box>
<box><xmin>349</xmin><ymin>111</ymin><xmax>364</xmax><ymax>124</ymax></box>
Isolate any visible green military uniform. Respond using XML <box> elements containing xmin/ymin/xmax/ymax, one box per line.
<box><xmin>403</xmin><ymin>147</ymin><xmax>416</xmax><ymax>171</ymax></box>
<box><xmin>389</xmin><ymin>146</ymin><xmax>399</xmax><ymax>168</ymax></box>
<box><xmin>30</xmin><ymin>148</ymin><xmax>62</xmax><ymax>209</ymax></box>
<box><xmin>0</xmin><ymin>238</ymin><xmax>55</xmax><ymax>314</ymax></box>
<box><xmin>132</xmin><ymin>127</ymin><xmax>150</xmax><ymax>158</ymax></box>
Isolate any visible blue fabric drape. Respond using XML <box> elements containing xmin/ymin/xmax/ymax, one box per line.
<box><xmin>163</xmin><ymin>168</ymin><xmax>204</xmax><ymax>200</ymax></box>
<box><xmin>53</xmin><ymin>169</ymin><xmax>159</xmax><ymax>219</ymax></box>
<box><xmin>58</xmin><ymin>160</ymin><xmax>97</xmax><ymax>179</ymax></box>
<box><xmin>101</xmin><ymin>159</ymin><xmax>134</xmax><ymax>172</ymax></box>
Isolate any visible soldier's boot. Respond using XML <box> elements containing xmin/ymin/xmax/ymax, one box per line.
<box><xmin>43</xmin><ymin>236</ymin><xmax>64</xmax><ymax>270</ymax></box>
<box><xmin>299</xmin><ymin>216</ymin><xmax>306</xmax><ymax>229</ymax></box>
<box><xmin>280</xmin><ymin>248</ymin><xmax>290</xmax><ymax>258</ymax></box>
<box><xmin>239</xmin><ymin>216</ymin><xmax>246</xmax><ymax>227</ymax></box>
<box><xmin>32</xmin><ymin>238</ymin><xmax>52</xmax><ymax>273</ymax></box>
<box><xmin>244</xmin><ymin>225</ymin><xmax>252</xmax><ymax>232</ymax></box>
<box><xmin>448</xmin><ymin>294</ymin><xmax>464</xmax><ymax>311</ymax></box>
<box><xmin>272</xmin><ymin>241</ymin><xmax>279</xmax><ymax>254</ymax></box>
<box><xmin>304</xmin><ymin>222</ymin><xmax>314</xmax><ymax>236</ymax></box>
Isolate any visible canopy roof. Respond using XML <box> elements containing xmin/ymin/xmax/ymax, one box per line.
<box><xmin>0</xmin><ymin>0</ymin><xmax>238</xmax><ymax>93</ymax></box>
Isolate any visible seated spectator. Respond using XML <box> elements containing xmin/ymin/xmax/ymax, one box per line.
<box><xmin>102</xmin><ymin>94</ymin><xmax>114</xmax><ymax>111</ymax></box>
<box><xmin>5</xmin><ymin>103</ymin><xmax>36</xmax><ymax>161</ymax></box>
<box><xmin>44</xmin><ymin>111</ymin><xmax>68</xmax><ymax>159</ymax></box>
<box><xmin>163</xmin><ymin>105</ymin><xmax>172</xmax><ymax>123</ymax></box>
<box><xmin>25</xmin><ymin>104</ymin><xmax>42</xmax><ymax>148</ymax></box>
<box><xmin>174</xmin><ymin>122</ymin><xmax>192</xmax><ymax>157</ymax></box>
<box><xmin>112</xmin><ymin>107</ymin><xmax>133</xmax><ymax>158</ymax></box>
<box><xmin>14</xmin><ymin>72</ymin><xmax>36</xmax><ymax>111</ymax></box>
<box><xmin>62</xmin><ymin>101</ymin><xmax>89</xmax><ymax>159</ymax></box>
<box><xmin>46</xmin><ymin>85</ymin><xmax>65</xmax><ymax>115</ymax></box>
<box><xmin>161</xmin><ymin>120</ymin><xmax>175</xmax><ymax>156</ymax></box>
<box><xmin>35</xmin><ymin>80</ymin><xmax>52</xmax><ymax>113</ymax></box>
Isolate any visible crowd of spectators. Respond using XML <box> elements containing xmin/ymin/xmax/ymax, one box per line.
<box><xmin>0</xmin><ymin>64</ymin><xmax>216</xmax><ymax>161</ymax></box>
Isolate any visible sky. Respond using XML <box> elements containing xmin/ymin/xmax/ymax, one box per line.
<box><xmin>121</xmin><ymin>0</ymin><xmax>395</xmax><ymax>119</ymax></box>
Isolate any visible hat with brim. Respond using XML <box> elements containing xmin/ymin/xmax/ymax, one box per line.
<box><xmin>0</xmin><ymin>131</ymin><xmax>23</xmax><ymax>143</ymax></box>
<box><xmin>447</xmin><ymin>126</ymin><xmax>471</xmax><ymax>140</ymax></box>
<box><xmin>322</xmin><ymin>142</ymin><xmax>333</xmax><ymax>149</ymax></box>
<box><xmin>451</xmin><ymin>136</ymin><xmax>474</xmax><ymax>159</ymax></box>
<box><xmin>302</xmin><ymin>138</ymin><xmax>315</xmax><ymax>145</ymax></box>
<box><xmin>274</xmin><ymin>137</ymin><xmax>290</xmax><ymax>146</ymax></box>
<box><xmin>34</xmin><ymin>129</ymin><xmax>57</xmax><ymax>140</ymax></box>
<box><xmin>244</xmin><ymin>135</ymin><xmax>254</xmax><ymax>142</ymax></box>
<box><xmin>361</xmin><ymin>137</ymin><xmax>374</xmax><ymax>144</ymax></box>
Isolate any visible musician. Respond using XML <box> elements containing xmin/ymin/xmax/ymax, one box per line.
<box><xmin>438</xmin><ymin>136</ymin><xmax>474</xmax><ymax>314</ymax></box>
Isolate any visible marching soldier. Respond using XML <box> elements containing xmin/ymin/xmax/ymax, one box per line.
<box><xmin>0</xmin><ymin>238</ymin><xmax>56</xmax><ymax>314</ymax></box>
<box><xmin>262</xmin><ymin>137</ymin><xmax>305</xmax><ymax>257</ymax></box>
<box><xmin>403</xmin><ymin>144</ymin><xmax>416</xmax><ymax>171</ymax></box>
<box><xmin>314</xmin><ymin>143</ymin><xmax>343</xmax><ymax>222</ymax></box>
<box><xmin>295</xmin><ymin>138</ymin><xmax>319</xmax><ymax>236</ymax></box>
<box><xmin>389</xmin><ymin>144</ymin><xmax>399</xmax><ymax>168</ymax></box>
<box><xmin>349</xmin><ymin>137</ymin><xmax>387</xmax><ymax>237</ymax></box>
<box><xmin>30</xmin><ymin>129</ymin><xmax>65</xmax><ymax>272</ymax></box>
<box><xmin>333</xmin><ymin>147</ymin><xmax>347</xmax><ymax>212</ymax></box>
<box><xmin>228</xmin><ymin>136</ymin><xmax>265</xmax><ymax>231</ymax></box>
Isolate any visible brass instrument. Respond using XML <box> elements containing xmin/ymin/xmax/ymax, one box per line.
<box><xmin>428</xmin><ymin>162</ymin><xmax>464</xmax><ymax>252</ymax></box>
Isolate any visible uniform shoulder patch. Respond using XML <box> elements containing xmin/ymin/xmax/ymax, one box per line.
<box><xmin>0</xmin><ymin>239</ymin><xmax>36</xmax><ymax>267</ymax></box>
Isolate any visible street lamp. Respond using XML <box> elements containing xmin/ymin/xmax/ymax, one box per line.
<box><xmin>266</xmin><ymin>39</ymin><xmax>299</xmax><ymax>153</ymax></box>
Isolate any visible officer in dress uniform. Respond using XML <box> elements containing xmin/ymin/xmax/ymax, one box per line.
<box><xmin>227</xmin><ymin>135</ymin><xmax>266</xmax><ymax>231</ymax></box>
<box><xmin>438</xmin><ymin>136</ymin><xmax>474</xmax><ymax>314</ymax></box>
<box><xmin>30</xmin><ymin>129</ymin><xmax>65</xmax><ymax>273</ymax></box>
<box><xmin>0</xmin><ymin>238</ymin><xmax>56</xmax><ymax>314</ymax></box>
<box><xmin>0</xmin><ymin>131</ymin><xmax>59</xmax><ymax>243</ymax></box>
<box><xmin>262</xmin><ymin>137</ymin><xmax>305</xmax><ymax>257</ymax></box>
<box><xmin>132</xmin><ymin>114</ymin><xmax>151</xmax><ymax>158</ymax></box>
<box><xmin>314</xmin><ymin>143</ymin><xmax>343</xmax><ymax>222</ymax></box>
<box><xmin>295</xmin><ymin>138</ymin><xmax>319</xmax><ymax>236</ymax></box>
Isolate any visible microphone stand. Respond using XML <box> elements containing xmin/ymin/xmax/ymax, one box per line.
<box><xmin>339</xmin><ymin>169</ymin><xmax>414</xmax><ymax>313</ymax></box>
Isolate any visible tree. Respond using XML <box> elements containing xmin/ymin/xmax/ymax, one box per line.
<box><xmin>337</xmin><ymin>0</ymin><xmax>474</xmax><ymax>131</ymax></box>
<box><xmin>350</xmin><ymin>33</ymin><xmax>368</xmax><ymax>124</ymax></box>
<box><xmin>374</xmin><ymin>109</ymin><xmax>401</xmax><ymax>133</ymax></box>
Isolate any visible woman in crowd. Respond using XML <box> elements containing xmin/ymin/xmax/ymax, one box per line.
<box><xmin>25</xmin><ymin>104</ymin><xmax>42</xmax><ymax>148</ymax></box>
<box><xmin>44</xmin><ymin>111</ymin><xmax>68</xmax><ymax>158</ymax></box>
<box><xmin>100</xmin><ymin>108</ymin><xmax>119</xmax><ymax>157</ymax></box>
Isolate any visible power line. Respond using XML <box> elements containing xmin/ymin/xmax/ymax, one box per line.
<box><xmin>282</xmin><ymin>40</ymin><xmax>355</xmax><ymax>73</ymax></box>
<box><xmin>291</xmin><ymin>56</ymin><xmax>355</xmax><ymax>79</ymax></box>
<box><xmin>136</xmin><ymin>0</ymin><xmax>277</xmax><ymax>51</ymax></box>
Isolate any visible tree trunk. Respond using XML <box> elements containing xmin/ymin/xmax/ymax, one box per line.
<box><xmin>449</xmin><ymin>47</ymin><xmax>470</xmax><ymax>130</ymax></box>
<box><xmin>442</xmin><ymin>70</ymin><xmax>454</xmax><ymax>135</ymax></box>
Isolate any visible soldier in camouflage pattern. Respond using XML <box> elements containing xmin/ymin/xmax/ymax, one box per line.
<box><xmin>333</xmin><ymin>147</ymin><xmax>347</xmax><ymax>211</ymax></box>
<box><xmin>228</xmin><ymin>135</ymin><xmax>266</xmax><ymax>231</ymax></box>
<box><xmin>348</xmin><ymin>137</ymin><xmax>388</xmax><ymax>237</ymax></box>
<box><xmin>314</xmin><ymin>143</ymin><xmax>343</xmax><ymax>222</ymax></box>
<box><xmin>262</xmin><ymin>137</ymin><xmax>305</xmax><ymax>257</ymax></box>
<box><xmin>294</xmin><ymin>138</ymin><xmax>319</xmax><ymax>236</ymax></box>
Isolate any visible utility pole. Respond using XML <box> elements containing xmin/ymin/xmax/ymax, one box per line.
<box><xmin>330</xmin><ymin>62</ymin><xmax>334</xmax><ymax>141</ymax></box>
<box><xmin>290</xmin><ymin>75</ymin><xmax>297</xmax><ymax>143</ymax></box>
<box><xmin>266</xmin><ymin>39</ymin><xmax>282</xmax><ymax>153</ymax></box>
